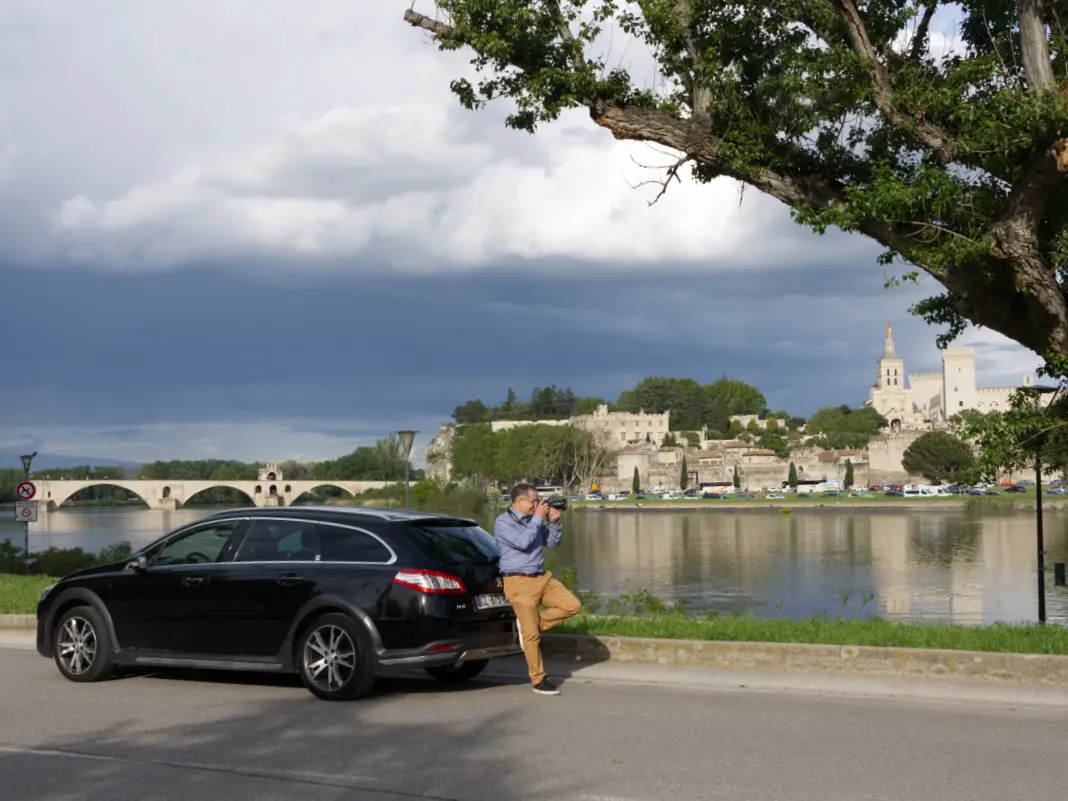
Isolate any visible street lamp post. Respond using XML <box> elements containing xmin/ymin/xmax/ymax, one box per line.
<box><xmin>1019</xmin><ymin>385</ymin><xmax>1058</xmax><ymax>624</ymax></box>
<box><xmin>20</xmin><ymin>451</ymin><xmax>36</xmax><ymax>559</ymax></box>
<box><xmin>396</xmin><ymin>430</ymin><xmax>417</xmax><ymax>510</ymax></box>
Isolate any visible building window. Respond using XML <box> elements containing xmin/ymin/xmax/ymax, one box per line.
<box><xmin>959</xmin><ymin>401</ymin><xmax>964</xmax><ymax>407</ymax></box>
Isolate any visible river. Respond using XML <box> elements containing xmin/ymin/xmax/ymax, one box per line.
<box><xmin>4</xmin><ymin>506</ymin><xmax>1068</xmax><ymax>626</ymax></box>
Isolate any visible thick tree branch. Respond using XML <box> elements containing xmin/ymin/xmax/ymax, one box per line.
<box><xmin>402</xmin><ymin>6</ymin><xmax>1067</xmax><ymax>358</ymax></box>
<box><xmin>829</xmin><ymin>0</ymin><xmax>956</xmax><ymax>162</ymax></box>
<box><xmin>674</xmin><ymin>0</ymin><xmax>711</xmax><ymax>120</ymax></box>
<box><xmin>1019</xmin><ymin>0</ymin><xmax>1055</xmax><ymax>89</ymax></box>
<box><xmin>909</xmin><ymin>3</ymin><xmax>938</xmax><ymax>62</ymax></box>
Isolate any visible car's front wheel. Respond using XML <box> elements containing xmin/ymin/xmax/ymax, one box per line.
<box><xmin>53</xmin><ymin>606</ymin><xmax>114</xmax><ymax>683</ymax></box>
<box><xmin>296</xmin><ymin>613</ymin><xmax>376</xmax><ymax>701</ymax></box>
<box><xmin>425</xmin><ymin>658</ymin><xmax>489</xmax><ymax>683</ymax></box>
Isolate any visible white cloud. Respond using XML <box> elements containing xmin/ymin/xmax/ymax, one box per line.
<box><xmin>0</xmin><ymin>0</ymin><xmax>865</xmax><ymax>272</ymax></box>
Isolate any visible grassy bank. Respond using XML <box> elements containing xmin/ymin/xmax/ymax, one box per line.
<box><xmin>555</xmin><ymin>613</ymin><xmax>1068</xmax><ymax>655</ymax></box>
<box><xmin>0</xmin><ymin>574</ymin><xmax>52</xmax><ymax>616</ymax></box>
<box><xmin>3</xmin><ymin>573</ymin><xmax>1066</xmax><ymax>655</ymax></box>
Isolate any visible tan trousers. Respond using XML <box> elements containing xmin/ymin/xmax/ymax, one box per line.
<box><xmin>502</xmin><ymin>571</ymin><xmax>581</xmax><ymax>684</ymax></box>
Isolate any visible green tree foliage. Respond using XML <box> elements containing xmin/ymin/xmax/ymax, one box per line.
<box><xmin>313</xmin><ymin>435</ymin><xmax>420</xmax><ymax>482</ymax></box>
<box><xmin>632</xmin><ymin>465</ymin><xmax>640</xmax><ymax>494</ymax></box>
<box><xmin>788</xmin><ymin>462</ymin><xmax>798</xmax><ymax>488</ymax></box>
<box><xmin>680</xmin><ymin>455</ymin><xmax>688</xmax><ymax>490</ymax></box>
<box><xmin>956</xmin><ymin>388</ymin><xmax>1068</xmax><ymax>482</ymax></box>
<box><xmin>449</xmin><ymin>423</ymin><xmax>611</xmax><ymax>488</ymax></box>
<box><xmin>807</xmin><ymin>405</ymin><xmax>889</xmax><ymax>449</ymax></box>
<box><xmin>681</xmin><ymin>431</ymin><xmax>700</xmax><ymax>448</ymax></box>
<box><xmin>844</xmin><ymin>459</ymin><xmax>854</xmax><ymax>489</ymax></box>
<box><xmin>616</xmin><ymin>376</ymin><xmax>766</xmax><ymax>430</ymax></box>
<box><xmin>405</xmin><ymin>2</ymin><xmax>1068</xmax><ymax>367</ymax></box>
<box><xmin>901</xmin><ymin>431</ymin><xmax>976</xmax><ymax>483</ymax></box>
<box><xmin>755</xmin><ymin>431</ymin><xmax>790</xmax><ymax>459</ymax></box>
<box><xmin>732</xmin><ymin>464</ymin><xmax>741</xmax><ymax>490</ymax></box>
<box><xmin>452</xmin><ymin>399</ymin><xmax>490</xmax><ymax>424</ymax></box>
<box><xmin>661</xmin><ymin>432</ymin><xmax>679</xmax><ymax>447</ymax></box>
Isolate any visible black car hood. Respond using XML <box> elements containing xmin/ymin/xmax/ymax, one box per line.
<box><xmin>59</xmin><ymin>560</ymin><xmax>128</xmax><ymax>581</ymax></box>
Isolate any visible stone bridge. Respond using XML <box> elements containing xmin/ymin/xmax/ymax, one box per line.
<box><xmin>30</xmin><ymin>479</ymin><xmax>394</xmax><ymax>512</ymax></box>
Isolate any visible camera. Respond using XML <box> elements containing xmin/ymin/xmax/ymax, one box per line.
<box><xmin>544</xmin><ymin>497</ymin><xmax>568</xmax><ymax>511</ymax></box>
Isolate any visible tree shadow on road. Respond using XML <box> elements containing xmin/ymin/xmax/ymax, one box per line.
<box><xmin>0</xmin><ymin>679</ymin><xmax>591</xmax><ymax>801</ymax></box>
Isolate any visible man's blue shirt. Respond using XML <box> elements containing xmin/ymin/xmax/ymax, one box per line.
<box><xmin>493</xmin><ymin>509</ymin><xmax>563</xmax><ymax>574</ymax></box>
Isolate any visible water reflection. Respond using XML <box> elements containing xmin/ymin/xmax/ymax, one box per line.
<box><xmin>3</xmin><ymin>507</ymin><xmax>1068</xmax><ymax>626</ymax></box>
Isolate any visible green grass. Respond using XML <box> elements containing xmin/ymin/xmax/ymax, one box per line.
<box><xmin>0</xmin><ymin>574</ymin><xmax>54</xmax><ymax>615</ymax></box>
<box><xmin>555</xmin><ymin>613</ymin><xmax>1068</xmax><ymax>654</ymax></box>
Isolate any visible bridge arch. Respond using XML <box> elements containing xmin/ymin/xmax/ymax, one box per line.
<box><xmin>50</xmin><ymin>482</ymin><xmax>152</xmax><ymax>509</ymax></box>
<box><xmin>181</xmin><ymin>483</ymin><xmax>257</xmax><ymax>506</ymax></box>
<box><xmin>288</xmin><ymin>483</ymin><xmax>357</xmax><ymax>505</ymax></box>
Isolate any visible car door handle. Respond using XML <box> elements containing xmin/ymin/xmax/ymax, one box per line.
<box><xmin>276</xmin><ymin>574</ymin><xmax>303</xmax><ymax>586</ymax></box>
<box><xmin>181</xmin><ymin>577</ymin><xmax>205</xmax><ymax>587</ymax></box>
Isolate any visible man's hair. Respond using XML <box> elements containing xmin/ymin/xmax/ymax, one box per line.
<box><xmin>510</xmin><ymin>482</ymin><xmax>536</xmax><ymax>502</ymax></box>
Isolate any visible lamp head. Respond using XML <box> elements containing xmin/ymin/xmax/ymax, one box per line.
<box><xmin>396</xmin><ymin>430</ymin><xmax>417</xmax><ymax>459</ymax></box>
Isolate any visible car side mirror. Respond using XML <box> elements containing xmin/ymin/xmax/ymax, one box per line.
<box><xmin>127</xmin><ymin>554</ymin><xmax>148</xmax><ymax>572</ymax></box>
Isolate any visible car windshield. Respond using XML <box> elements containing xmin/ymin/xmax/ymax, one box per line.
<box><xmin>407</xmin><ymin>522</ymin><xmax>500</xmax><ymax>565</ymax></box>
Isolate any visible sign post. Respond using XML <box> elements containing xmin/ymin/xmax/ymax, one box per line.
<box><xmin>15</xmin><ymin>480</ymin><xmax>36</xmax><ymax>558</ymax></box>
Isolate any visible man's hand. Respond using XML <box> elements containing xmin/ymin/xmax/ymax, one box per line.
<box><xmin>547</xmin><ymin>507</ymin><xmax>562</xmax><ymax>523</ymax></box>
<box><xmin>534</xmin><ymin>500</ymin><xmax>550</xmax><ymax>519</ymax></box>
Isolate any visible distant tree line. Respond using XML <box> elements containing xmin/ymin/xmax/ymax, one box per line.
<box><xmin>452</xmin><ymin>375</ymin><xmax>797</xmax><ymax>433</ymax></box>
<box><xmin>450</xmin><ymin>423</ymin><xmax>611</xmax><ymax>491</ymax></box>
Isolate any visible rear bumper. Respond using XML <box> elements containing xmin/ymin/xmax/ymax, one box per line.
<box><xmin>377</xmin><ymin>629</ymin><xmax>522</xmax><ymax>668</ymax></box>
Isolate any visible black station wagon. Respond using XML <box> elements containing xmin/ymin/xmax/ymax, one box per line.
<box><xmin>35</xmin><ymin>506</ymin><xmax>521</xmax><ymax>700</ymax></box>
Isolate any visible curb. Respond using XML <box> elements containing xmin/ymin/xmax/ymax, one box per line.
<box><xmin>540</xmin><ymin>633</ymin><xmax>1068</xmax><ymax>685</ymax></box>
<box><xmin>4</xmin><ymin>615</ymin><xmax>1066</xmax><ymax>685</ymax></box>
<box><xmin>0</xmin><ymin>615</ymin><xmax>35</xmax><ymax>630</ymax></box>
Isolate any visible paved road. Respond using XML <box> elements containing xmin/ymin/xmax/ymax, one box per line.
<box><xmin>1</xmin><ymin>639</ymin><xmax>1067</xmax><ymax>801</ymax></box>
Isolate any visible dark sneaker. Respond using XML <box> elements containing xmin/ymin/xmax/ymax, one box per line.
<box><xmin>532</xmin><ymin>678</ymin><xmax>561</xmax><ymax>696</ymax></box>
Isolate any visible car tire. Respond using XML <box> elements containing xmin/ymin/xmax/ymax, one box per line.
<box><xmin>425</xmin><ymin>658</ymin><xmax>489</xmax><ymax>683</ymax></box>
<box><xmin>296</xmin><ymin>613</ymin><xmax>376</xmax><ymax>701</ymax></box>
<box><xmin>52</xmin><ymin>605</ymin><xmax>114</xmax><ymax>683</ymax></box>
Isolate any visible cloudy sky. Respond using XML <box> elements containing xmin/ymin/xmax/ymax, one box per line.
<box><xmin>0</xmin><ymin>1</ymin><xmax>1041</xmax><ymax>467</ymax></box>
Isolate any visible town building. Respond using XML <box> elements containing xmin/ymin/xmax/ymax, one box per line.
<box><xmin>570</xmin><ymin>403</ymin><xmax>670</xmax><ymax>446</ymax></box>
<box><xmin>866</xmin><ymin>322</ymin><xmax>1032</xmax><ymax>430</ymax></box>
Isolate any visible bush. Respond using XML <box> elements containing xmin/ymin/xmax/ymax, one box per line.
<box><xmin>0</xmin><ymin>539</ymin><xmax>132</xmax><ymax>578</ymax></box>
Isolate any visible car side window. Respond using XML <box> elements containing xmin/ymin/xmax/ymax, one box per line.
<box><xmin>234</xmin><ymin>519</ymin><xmax>319</xmax><ymax>562</ymax></box>
<box><xmin>318</xmin><ymin>524</ymin><xmax>393</xmax><ymax>563</ymax></box>
<box><xmin>150</xmin><ymin>520</ymin><xmax>241</xmax><ymax>567</ymax></box>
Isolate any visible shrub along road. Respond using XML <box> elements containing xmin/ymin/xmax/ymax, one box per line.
<box><xmin>0</xmin><ymin>643</ymin><xmax>1066</xmax><ymax>801</ymax></box>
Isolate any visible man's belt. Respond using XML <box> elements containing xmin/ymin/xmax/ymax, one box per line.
<box><xmin>501</xmin><ymin>571</ymin><xmax>545</xmax><ymax>578</ymax></box>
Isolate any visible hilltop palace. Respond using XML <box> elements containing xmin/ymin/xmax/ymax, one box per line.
<box><xmin>864</xmin><ymin>322</ymin><xmax>1030</xmax><ymax>430</ymax></box>
<box><xmin>425</xmin><ymin>324</ymin><xmax>1039</xmax><ymax>490</ymax></box>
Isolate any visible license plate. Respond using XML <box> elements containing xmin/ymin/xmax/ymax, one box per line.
<box><xmin>475</xmin><ymin>593</ymin><xmax>510</xmax><ymax>610</ymax></box>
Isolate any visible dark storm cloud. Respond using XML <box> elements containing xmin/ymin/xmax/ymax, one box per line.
<box><xmin>0</xmin><ymin>254</ymin><xmax>955</xmax><ymax>436</ymax></box>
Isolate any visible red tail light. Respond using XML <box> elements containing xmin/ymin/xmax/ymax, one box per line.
<box><xmin>393</xmin><ymin>569</ymin><xmax>466</xmax><ymax>594</ymax></box>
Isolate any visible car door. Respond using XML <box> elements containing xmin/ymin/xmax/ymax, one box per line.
<box><xmin>106</xmin><ymin>518</ymin><xmax>248</xmax><ymax>653</ymax></box>
<box><xmin>199</xmin><ymin>517</ymin><xmax>323</xmax><ymax>657</ymax></box>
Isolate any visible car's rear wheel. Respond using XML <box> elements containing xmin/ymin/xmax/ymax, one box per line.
<box><xmin>53</xmin><ymin>606</ymin><xmax>114</xmax><ymax>683</ymax></box>
<box><xmin>425</xmin><ymin>658</ymin><xmax>489</xmax><ymax>682</ymax></box>
<box><xmin>296</xmin><ymin>613</ymin><xmax>376</xmax><ymax>701</ymax></box>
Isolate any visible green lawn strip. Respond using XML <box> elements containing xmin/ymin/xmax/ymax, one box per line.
<box><xmin>555</xmin><ymin>613</ymin><xmax>1068</xmax><ymax>655</ymax></box>
<box><xmin>0</xmin><ymin>574</ymin><xmax>54</xmax><ymax>615</ymax></box>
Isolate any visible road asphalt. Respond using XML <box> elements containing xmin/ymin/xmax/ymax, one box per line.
<box><xmin>1</xmin><ymin>630</ymin><xmax>1067</xmax><ymax>801</ymax></box>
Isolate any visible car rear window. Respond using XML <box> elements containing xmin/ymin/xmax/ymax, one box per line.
<box><xmin>407</xmin><ymin>523</ymin><xmax>500</xmax><ymax>565</ymax></box>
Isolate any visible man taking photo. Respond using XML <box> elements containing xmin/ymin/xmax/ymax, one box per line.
<box><xmin>493</xmin><ymin>482</ymin><xmax>581</xmax><ymax>695</ymax></box>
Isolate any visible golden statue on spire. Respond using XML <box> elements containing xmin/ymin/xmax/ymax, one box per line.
<box><xmin>886</xmin><ymin>322</ymin><xmax>892</xmax><ymax>338</ymax></box>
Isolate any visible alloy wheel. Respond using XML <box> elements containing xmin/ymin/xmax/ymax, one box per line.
<box><xmin>302</xmin><ymin>624</ymin><xmax>357</xmax><ymax>693</ymax></box>
<box><xmin>57</xmin><ymin>616</ymin><xmax>98</xmax><ymax>676</ymax></box>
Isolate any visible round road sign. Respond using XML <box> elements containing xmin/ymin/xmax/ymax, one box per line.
<box><xmin>18</xmin><ymin>505</ymin><xmax>33</xmax><ymax>519</ymax></box>
<box><xmin>16</xmin><ymin>481</ymin><xmax>36</xmax><ymax>500</ymax></box>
